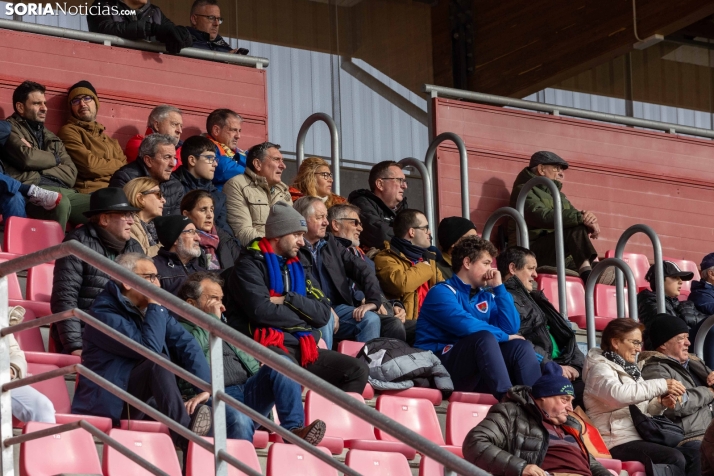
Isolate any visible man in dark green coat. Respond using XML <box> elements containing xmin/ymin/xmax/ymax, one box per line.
<box><xmin>508</xmin><ymin>151</ymin><xmax>599</xmax><ymax>283</ymax></box>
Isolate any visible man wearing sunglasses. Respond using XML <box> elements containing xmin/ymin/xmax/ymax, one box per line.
<box><xmin>187</xmin><ymin>0</ymin><xmax>245</xmax><ymax>54</ymax></box>
<box><xmin>152</xmin><ymin>215</ymin><xmax>207</xmax><ymax>294</ymax></box>
<box><xmin>58</xmin><ymin>80</ymin><xmax>127</xmax><ymax>194</ymax></box>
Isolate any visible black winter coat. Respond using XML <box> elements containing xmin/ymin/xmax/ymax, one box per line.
<box><xmin>463</xmin><ymin>386</ymin><xmax>610</xmax><ymax>476</ymax></box>
<box><xmin>638</xmin><ymin>289</ymin><xmax>707</xmax><ymax>349</ymax></box>
<box><xmin>505</xmin><ymin>276</ymin><xmax>585</xmax><ymax>373</ymax></box>
<box><xmin>198</xmin><ymin>227</ymin><xmax>241</xmax><ymax>271</ymax></box>
<box><xmin>224</xmin><ymin>242</ymin><xmax>331</xmax><ymax>348</ymax></box>
<box><xmin>298</xmin><ymin>234</ymin><xmax>385</xmax><ymax>309</ymax></box>
<box><xmin>108</xmin><ymin>159</ymin><xmax>184</xmax><ymax>216</ymax></box>
<box><xmin>186</xmin><ymin>27</ymin><xmax>233</xmax><ymax>52</ymax></box>
<box><xmin>88</xmin><ymin>0</ymin><xmax>172</xmax><ymax>41</ymax></box>
<box><xmin>153</xmin><ymin>249</ymin><xmax>206</xmax><ymax>296</ymax></box>
<box><xmin>171</xmin><ymin>165</ymin><xmax>230</xmax><ymax>234</ymax></box>
<box><xmin>50</xmin><ymin>223</ymin><xmax>143</xmax><ymax>353</ymax></box>
<box><xmin>347</xmin><ymin>189</ymin><xmax>408</xmax><ymax>250</ymax></box>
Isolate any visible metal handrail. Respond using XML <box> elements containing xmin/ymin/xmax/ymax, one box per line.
<box><xmin>0</xmin><ymin>241</ymin><xmax>487</xmax><ymax>476</ymax></box>
<box><xmin>584</xmin><ymin>259</ymin><xmax>639</xmax><ymax>349</ymax></box>
<box><xmin>481</xmin><ymin>207</ymin><xmax>529</xmax><ymax>248</ymax></box>
<box><xmin>515</xmin><ymin>177</ymin><xmax>567</xmax><ymax>317</ymax></box>
<box><xmin>423</xmin><ymin>84</ymin><xmax>714</xmax><ymax>139</ymax></box>
<box><xmin>614</xmin><ymin>224</ymin><xmax>664</xmax><ymax>316</ymax></box>
<box><xmin>424</xmin><ymin>132</ymin><xmax>470</xmax><ymax>221</ymax></box>
<box><xmin>0</xmin><ymin>18</ymin><xmax>269</xmax><ymax>69</ymax></box>
<box><xmin>295</xmin><ymin>113</ymin><xmax>341</xmax><ymax>195</ymax></box>
<box><xmin>694</xmin><ymin>315</ymin><xmax>714</xmax><ymax>359</ymax></box>
<box><xmin>398</xmin><ymin>157</ymin><xmax>435</xmax><ymax>238</ymax></box>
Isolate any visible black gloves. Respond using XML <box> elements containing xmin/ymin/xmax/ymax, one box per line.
<box><xmin>154</xmin><ymin>24</ymin><xmax>193</xmax><ymax>54</ymax></box>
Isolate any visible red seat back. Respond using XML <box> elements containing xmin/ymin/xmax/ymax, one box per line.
<box><xmin>119</xmin><ymin>419</ymin><xmax>170</xmax><ymax>435</ymax></box>
<box><xmin>13</xmin><ymin>308</ymin><xmax>45</xmax><ymax>352</ymax></box>
<box><xmin>20</xmin><ymin>421</ymin><xmax>102</xmax><ymax>476</ymax></box>
<box><xmin>3</xmin><ymin>217</ymin><xmax>65</xmax><ymax>256</ymax></box>
<box><xmin>536</xmin><ymin>275</ymin><xmax>586</xmax><ymax>317</ymax></box>
<box><xmin>267</xmin><ymin>443</ymin><xmax>337</xmax><ymax>476</ymax></box>
<box><xmin>604</xmin><ymin>251</ymin><xmax>650</xmax><ymax>290</ymax></box>
<box><xmin>26</xmin><ymin>263</ymin><xmax>55</xmax><ymax>303</ymax></box>
<box><xmin>446</xmin><ymin>402</ymin><xmax>491</xmax><ymax>446</ymax></box>
<box><xmin>305</xmin><ymin>390</ymin><xmax>375</xmax><ymax>441</ymax></box>
<box><xmin>375</xmin><ymin>395</ymin><xmax>444</xmax><ymax>445</ymax></box>
<box><xmin>345</xmin><ymin>449</ymin><xmax>412</xmax><ymax>475</ymax></box>
<box><xmin>104</xmin><ymin>428</ymin><xmax>182</xmax><ymax>476</ymax></box>
<box><xmin>337</xmin><ymin>340</ymin><xmax>365</xmax><ymax>357</ymax></box>
<box><xmin>594</xmin><ymin>284</ymin><xmax>629</xmax><ymax>318</ymax></box>
<box><xmin>186</xmin><ymin>437</ymin><xmax>262</xmax><ymax>476</ymax></box>
<box><xmin>26</xmin><ymin>362</ymin><xmax>70</xmax><ymax>413</ymax></box>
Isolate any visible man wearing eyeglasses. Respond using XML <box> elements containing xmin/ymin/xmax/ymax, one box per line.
<box><xmin>152</xmin><ymin>215</ymin><xmax>207</xmax><ymax>295</ymax></box>
<box><xmin>187</xmin><ymin>0</ymin><xmax>239</xmax><ymax>53</ymax></box>
<box><xmin>58</xmin><ymin>80</ymin><xmax>127</xmax><ymax>194</ymax></box>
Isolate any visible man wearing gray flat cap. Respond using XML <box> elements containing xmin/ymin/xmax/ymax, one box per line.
<box><xmin>508</xmin><ymin>151</ymin><xmax>600</xmax><ymax>283</ymax></box>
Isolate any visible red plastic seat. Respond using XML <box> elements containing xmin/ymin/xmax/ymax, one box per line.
<box><xmin>104</xmin><ymin>428</ymin><xmax>182</xmax><ymax>476</ymax></box>
<box><xmin>336</xmin><ymin>340</ymin><xmax>374</xmax><ymax>399</ymax></box>
<box><xmin>267</xmin><ymin>442</ymin><xmax>337</xmax><ymax>476</ymax></box>
<box><xmin>0</xmin><ymin>253</ymin><xmax>53</xmax><ymax>317</ymax></box>
<box><xmin>622</xmin><ymin>461</ymin><xmax>647</xmax><ymax>474</ymax></box>
<box><xmin>54</xmin><ymin>413</ymin><xmax>112</xmax><ymax>433</ymax></box>
<box><xmin>119</xmin><ymin>419</ymin><xmax>170</xmax><ymax>435</ymax></box>
<box><xmin>594</xmin><ymin>284</ymin><xmax>629</xmax><ymax>319</ymax></box>
<box><xmin>24</xmin><ymin>351</ymin><xmax>80</xmax><ymax>367</ymax></box>
<box><xmin>20</xmin><ymin>421</ymin><xmax>102</xmax><ymax>476</ymax></box>
<box><xmin>3</xmin><ymin>216</ymin><xmax>65</xmax><ymax>256</ymax></box>
<box><xmin>604</xmin><ymin>250</ymin><xmax>650</xmax><ymax>291</ymax></box>
<box><xmin>448</xmin><ymin>391</ymin><xmax>498</xmax><ymax>405</ymax></box>
<box><xmin>345</xmin><ymin>449</ymin><xmax>412</xmax><ymax>475</ymax></box>
<box><xmin>446</xmin><ymin>402</ymin><xmax>491</xmax><ymax>446</ymax></box>
<box><xmin>419</xmin><ymin>456</ymin><xmax>464</xmax><ymax>476</ymax></box>
<box><xmin>596</xmin><ymin>458</ymin><xmax>622</xmax><ymax>473</ymax></box>
<box><xmin>304</xmin><ymin>390</ymin><xmax>416</xmax><ymax>458</ymax></box>
<box><xmin>539</xmin><ymin>274</ymin><xmax>616</xmax><ymax>330</ymax></box>
<box><xmin>13</xmin><ymin>308</ymin><xmax>44</xmax><ymax>353</ymax></box>
<box><xmin>26</xmin><ymin>361</ymin><xmax>71</xmax><ymax>413</ymax></box>
<box><xmin>26</xmin><ymin>262</ymin><xmax>54</xmax><ymax>304</ymax></box>
<box><xmin>253</xmin><ymin>430</ymin><xmax>269</xmax><ymax>448</ymax></box>
<box><xmin>186</xmin><ymin>437</ymin><xmax>262</xmax><ymax>476</ymax></box>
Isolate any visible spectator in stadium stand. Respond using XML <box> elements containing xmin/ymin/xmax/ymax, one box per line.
<box><xmin>462</xmin><ymin>361</ymin><xmax>610</xmax><ymax>476</ymax></box>
<box><xmin>328</xmin><ymin>203</ymin><xmax>409</xmax><ymax>342</ymax></box>
<box><xmin>0</xmin><ymin>119</ymin><xmax>61</xmax><ymax>220</ymax></box>
<box><xmin>204</xmin><ymin>109</ymin><xmax>247</xmax><ymax>191</ymax></box>
<box><xmin>178</xmin><ymin>272</ymin><xmax>327</xmax><ymax>444</ymax></box>
<box><xmin>181</xmin><ymin>190</ymin><xmax>241</xmax><ymax>272</ymax></box>
<box><xmin>186</xmin><ymin>0</ymin><xmax>235</xmax><ymax>53</ymax></box>
<box><xmin>124</xmin><ymin>105</ymin><xmax>183</xmax><ymax>169</ymax></box>
<box><xmin>72</xmin><ymin>252</ymin><xmax>213</xmax><ymax>452</ymax></box>
<box><xmin>436</xmin><ymin>216</ymin><xmax>478</xmax><ymax>279</ymax></box>
<box><xmin>123</xmin><ymin>177</ymin><xmax>165</xmax><ymax>257</ymax></box>
<box><xmin>640</xmin><ymin>315</ymin><xmax>710</xmax><ymax>476</ymax></box>
<box><xmin>172</xmin><ymin>135</ymin><xmax>230</xmax><ymax>234</ymax></box>
<box><xmin>702</xmin><ymin>421</ymin><xmax>714</xmax><ymax>476</ymax></box>
<box><xmin>373</xmin><ymin>209</ymin><xmax>442</xmax><ymax>343</ymax></box>
<box><xmin>499</xmin><ymin>246</ymin><xmax>586</xmax><ymax>404</ymax></box>
<box><xmin>637</xmin><ymin>261</ymin><xmax>707</xmax><ymax>350</ymax></box>
<box><xmin>689</xmin><ymin>253</ymin><xmax>714</xmax><ymax>314</ymax></box>
<box><xmin>5</xmin><ymin>80</ymin><xmax>91</xmax><ymax>230</ymax></box>
<box><xmin>348</xmin><ymin>160</ymin><xmax>409</xmax><ymax>251</ymax></box>
<box><xmin>414</xmin><ymin>236</ymin><xmax>541</xmax><ymax>398</ymax></box>
<box><xmin>50</xmin><ymin>188</ymin><xmax>144</xmax><ymax>355</ymax></box>
<box><xmin>224</xmin><ymin>202</ymin><xmax>369</xmax><ymax>393</ymax></box>
<box><xmin>109</xmin><ymin>134</ymin><xmax>184</xmax><ymax>216</ymax></box>
<box><xmin>289</xmin><ymin>156</ymin><xmax>346</xmax><ymax>206</ymax></box>
<box><xmin>87</xmin><ymin>0</ymin><xmax>193</xmax><ymax>55</ymax></box>
<box><xmin>7</xmin><ymin>306</ymin><xmax>56</xmax><ymax>424</ymax></box>
<box><xmin>582</xmin><ymin>318</ymin><xmax>690</xmax><ymax>474</ymax></box>
<box><xmin>295</xmin><ymin>196</ymin><xmax>382</xmax><ymax>349</ymax></box>
<box><xmin>509</xmin><ymin>151</ymin><xmax>599</xmax><ymax>284</ymax></box>
<box><xmin>152</xmin><ymin>215</ymin><xmax>206</xmax><ymax>295</ymax></box>
<box><xmin>224</xmin><ymin>141</ymin><xmax>292</xmax><ymax>246</ymax></box>
<box><xmin>57</xmin><ymin>80</ymin><xmax>127</xmax><ymax>194</ymax></box>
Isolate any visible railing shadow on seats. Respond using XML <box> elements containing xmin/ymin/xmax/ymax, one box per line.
<box><xmin>0</xmin><ymin>240</ymin><xmax>488</xmax><ymax>476</ymax></box>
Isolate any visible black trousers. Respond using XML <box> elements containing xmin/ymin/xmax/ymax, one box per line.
<box><xmin>281</xmin><ymin>346</ymin><xmax>369</xmax><ymax>394</ymax></box>
<box><xmin>380</xmin><ymin>315</ymin><xmax>406</xmax><ymax>342</ymax></box>
<box><xmin>610</xmin><ymin>439</ymin><xmax>700</xmax><ymax>476</ymax></box>
<box><xmin>530</xmin><ymin>224</ymin><xmax>598</xmax><ymax>271</ymax></box>
<box><xmin>121</xmin><ymin>359</ymin><xmax>191</xmax><ymax>450</ymax></box>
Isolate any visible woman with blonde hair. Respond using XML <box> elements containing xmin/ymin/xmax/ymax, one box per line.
<box><xmin>290</xmin><ymin>156</ymin><xmax>346</xmax><ymax>208</ymax></box>
<box><xmin>123</xmin><ymin>177</ymin><xmax>165</xmax><ymax>257</ymax></box>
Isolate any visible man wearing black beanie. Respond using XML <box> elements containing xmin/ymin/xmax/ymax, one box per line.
<box><xmin>436</xmin><ymin>216</ymin><xmax>478</xmax><ymax>279</ymax></box>
<box><xmin>152</xmin><ymin>215</ymin><xmax>206</xmax><ymax>294</ymax></box>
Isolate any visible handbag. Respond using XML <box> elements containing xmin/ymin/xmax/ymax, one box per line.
<box><xmin>628</xmin><ymin>404</ymin><xmax>684</xmax><ymax>447</ymax></box>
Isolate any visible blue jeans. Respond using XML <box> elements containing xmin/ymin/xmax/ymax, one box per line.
<box><xmin>210</xmin><ymin>361</ymin><xmax>304</xmax><ymax>441</ymax></box>
<box><xmin>333</xmin><ymin>304</ymin><xmax>380</xmax><ymax>345</ymax></box>
<box><xmin>0</xmin><ymin>173</ymin><xmax>27</xmax><ymax>219</ymax></box>
<box><xmin>318</xmin><ymin>313</ymin><xmax>335</xmax><ymax>350</ymax></box>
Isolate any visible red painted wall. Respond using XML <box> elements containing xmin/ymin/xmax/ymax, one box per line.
<box><xmin>0</xmin><ymin>29</ymin><xmax>268</xmax><ymax>152</ymax></box>
<box><xmin>433</xmin><ymin>97</ymin><xmax>714</xmax><ymax>263</ymax></box>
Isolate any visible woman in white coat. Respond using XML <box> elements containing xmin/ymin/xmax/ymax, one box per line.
<box><xmin>583</xmin><ymin>318</ymin><xmax>688</xmax><ymax>475</ymax></box>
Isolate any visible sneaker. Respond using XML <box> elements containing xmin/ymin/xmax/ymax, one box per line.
<box><xmin>27</xmin><ymin>185</ymin><xmax>61</xmax><ymax>210</ymax></box>
<box><xmin>289</xmin><ymin>419</ymin><xmax>326</xmax><ymax>446</ymax></box>
<box><xmin>188</xmin><ymin>404</ymin><xmax>212</xmax><ymax>436</ymax></box>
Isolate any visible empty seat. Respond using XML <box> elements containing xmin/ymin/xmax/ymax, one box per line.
<box><xmin>446</xmin><ymin>402</ymin><xmax>491</xmax><ymax>446</ymax></box>
<box><xmin>448</xmin><ymin>391</ymin><xmax>498</xmax><ymax>405</ymax></box>
<box><xmin>54</xmin><ymin>413</ymin><xmax>113</xmax><ymax>433</ymax></box>
<box><xmin>345</xmin><ymin>449</ymin><xmax>412</xmax><ymax>476</ymax></box>
<box><xmin>103</xmin><ymin>428</ymin><xmax>182</xmax><ymax>476</ymax></box>
<box><xmin>604</xmin><ymin>250</ymin><xmax>650</xmax><ymax>291</ymax></box>
<box><xmin>536</xmin><ymin>274</ymin><xmax>586</xmax><ymax>317</ymax></box>
<box><xmin>267</xmin><ymin>443</ymin><xmax>337</xmax><ymax>476</ymax></box>
<box><xmin>186</xmin><ymin>437</ymin><xmax>262</xmax><ymax>476</ymax></box>
<box><xmin>26</xmin><ymin>361</ymin><xmax>71</xmax><ymax>413</ymax></box>
<box><xmin>4</xmin><ymin>216</ymin><xmax>65</xmax><ymax>256</ymax></box>
<box><xmin>24</xmin><ymin>351</ymin><xmax>80</xmax><ymax>367</ymax></box>
<box><xmin>253</xmin><ymin>430</ymin><xmax>269</xmax><ymax>449</ymax></box>
<box><xmin>0</xmin><ymin>253</ymin><xmax>53</xmax><ymax>317</ymax></box>
<box><xmin>20</xmin><ymin>421</ymin><xmax>102</xmax><ymax>476</ymax></box>
<box><xmin>26</xmin><ymin>263</ymin><xmax>54</xmax><ymax>304</ymax></box>
<box><xmin>594</xmin><ymin>284</ymin><xmax>629</xmax><ymax>319</ymax></box>
<box><xmin>119</xmin><ymin>419</ymin><xmax>170</xmax><ymax>435</ymax></box>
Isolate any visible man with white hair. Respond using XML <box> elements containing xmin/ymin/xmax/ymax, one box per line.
<box><xmin>125</xmin><ymin>105</ymin><xmax>184</xmax><ymax>168</ymax></box>
<box><xmin>152</xmin><ymin>215</ymin><xmax>206</xmax><ymax>294</ymax></box>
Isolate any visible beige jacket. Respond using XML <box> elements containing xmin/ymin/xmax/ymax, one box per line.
<box><xmin>582</xmin><ymin>348</ymin><xmax>667</xmax><ymax>449</ymax></box>
<box><xmin>129</xmin><ymin>214</ymin><xmax>161</xmax><ymax>258</ymax></box>
<box><xmin>8</xmin><ymin>306</ymin><xmax>28</xmax><ymax>379</ymax></box>
<box><xmin>224</xmin><ymin>169</ymin><xmax>292</xmax><ymax>246</ymax></box>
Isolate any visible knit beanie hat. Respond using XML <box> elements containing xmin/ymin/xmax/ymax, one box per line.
<box><xmin>265</xmin><ymin>202</ymin><xmax>307</xmax><ymax>239</ymax></box>
<box><xmin>649</xmin><ymin>314</ymin><xmax>690</xmax><ymax>350</ymax></box>
<box><xmin>67</xmin><ymin>80</ymin><xmax>99</xmax><ymax>110</ymax></box>
<box><xmin>531</xmin><ymin>361</ymin><xmax>575</xmax><ymax>398</ymax></box>
<box><xmin>437</xmin><ymin>217</ymin><xmax>477</xmax><ymax>252</ymax></box>
<box><xmin>153</xmin><ymin>215</ymin><xmax>191</xmax><ymax>249</ymax></box>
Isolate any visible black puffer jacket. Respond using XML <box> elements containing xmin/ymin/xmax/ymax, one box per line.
<box><xmin>198</xmin><ymin>226</ymin><xmax>241</xmax><ymax>271</ymax></box>
<box><xmin>505</xmin><ymin>276</ymin><xmax>585</xmax><ymax>373</ymax></box>
<box><xmin>50</xmin><ymin>223</ymin><xmax>143</xmax><ymax>353</ymax></box>
<box><xmin>347</xmin><ymin>189</ymin><xmax>408</xmax><ymax>250</ymax></box>
<box><xmin>108</xmin><ymin>159</ymin><xmax>184</xmax><ymax>216</ymax></box>
<box><xmin>638</xmin><ymin>289</ymin><xmax>707</xmax><ymax>349</ymax></box>
<box><xmin>172</xmin><ymin>165</ymin><xmax>230</xmax><ymax>234</ymax></box>
<box><xmin>463</xmin><ymin>386</ymin><xmax>610</xmax><ymax>476</ymax></box>
<box><xmin>153</xmin><ymin>249</ymin><xmax>206</xmax><ymax>295</ymax></box>
<box><xmin>186</xmin><ymin>27</ymin><xmax>233</xmax><ymax>52</ymax></box>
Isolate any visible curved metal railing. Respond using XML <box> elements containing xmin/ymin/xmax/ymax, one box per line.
<box><xmin>481</xmin><ymin>207</ymin><xmax>529</xmax><ymax>248</ymax></box>
<box><xmin>295</xmin><ymin>113</ymin><xmax>341</xmax><ymax>196</ymax></box>
<box><xmin>613</xmin><ymin>224</ymin><xmax>664</xmax><ymax>316</ymax></box>
<box><xmin>398</xmin><ymin>157</ymin><xmax>435</xmax><ymax>237</ymax></box>
<box><xmin>424</xmin><ymin>132</ymin><xmax>470</xmax><ymax>221</ymax></box>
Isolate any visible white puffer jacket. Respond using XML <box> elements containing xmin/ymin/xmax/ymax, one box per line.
<box><xmin>582</xmin><ymin>348</ymin><xmax>668</xmax><ymax>449</ymax></box>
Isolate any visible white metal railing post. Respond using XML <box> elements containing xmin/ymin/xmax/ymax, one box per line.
<box><xmin>209</xmin><ymin>333</ymin><xmax>227</xmax><ymax>476</ymax></box>
<box><xmin>481</xmin><ymin>207</ymin><xmax>530</xmax><ymax>248</ymax></box>
<box><xmin>295</xmin><ymin>113</ymin><xmax>341</xmax><ymax>195</ymax></box>
<box><xmin>424</xmin><ymin>132</ymin><xmax>469</xmax><ymax>222</ymax></box>
<box><xmin>614</xmin><ymin>224</ymin><xmax>664</xmax><ymax>317</ymax></box>
<box><xmin>0</xmin><ymin>276</ymin><xmax>13</xmax><ymax>476</ymax></box>
<box><xmin>398</xmin><ymin>157</ymin><xmax>434</xmax><ymax>242</ymax></box>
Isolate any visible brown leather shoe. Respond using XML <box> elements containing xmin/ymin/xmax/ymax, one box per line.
<box><xmin>290</xmin><ymin>419</ymin><xmax>326</xmax><ymax>446</ymax></box>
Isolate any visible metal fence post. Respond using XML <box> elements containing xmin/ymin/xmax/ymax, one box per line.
<box><xmin>614</xmin><ymin>224</ymin><xmax>664</xmax><ymax>317</ymax></box>
<box><xmin>694</xmin><ymin>315</ymin><xmax>714</xmax><ymax>360</ymax></box>
<box><xmin>398</xmin><ymin>157</ymin><xmax>435</xmax><ymax>243</ymax></box>
<box><xmin>295</xmin><ymin>113</ymin><xmax>341</xmax><ymax>195</ymax></box>
<box><xmin>0</xmin><ymin>276</ymin><xmax>14</xmax><ymax>476</ymax></box>
<box><xmin>424</xmin><ymin>132</ymin><xmax>469</xmax><ymax>221</ymax></box>
<box><xmin>481</xmin><ymin>207</ymin><xmax>530</xmax><ymax>248</ymax></box>
<box><xmin>209</xmin><ymin>333</ymin><xmax>227</xmax><ymax>476</ymax></box>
